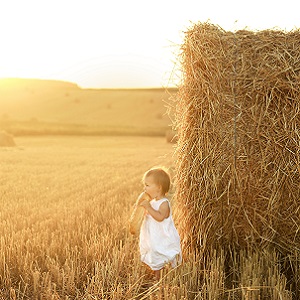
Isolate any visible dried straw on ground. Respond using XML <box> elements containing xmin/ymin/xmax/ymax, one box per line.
<box><xmin>174</xmin><ymin>23</ymin><xmax>300</xmax><ymax>255</ymax></box>
<box><xmin>0</xmin><ymin>130</ymin><xmax>16</xmax><ymax>147</ymax></box>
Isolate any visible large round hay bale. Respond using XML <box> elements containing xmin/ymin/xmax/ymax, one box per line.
<box><xmin>0</xmin><ymin>130</ymin><xmax>16</xmax><ymax>147</ymax></box>
<box><xmin>174</xmin><ymin>23</ymin><xmax>300</xmax><ymax>255</ymax></box>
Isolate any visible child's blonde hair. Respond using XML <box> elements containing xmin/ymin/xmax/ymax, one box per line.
<box><xmin>143</xmin><ymin>166</ymin><xmax>170</xmax><ymax>195</ymax></box>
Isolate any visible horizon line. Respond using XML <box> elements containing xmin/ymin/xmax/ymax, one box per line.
<box><xmin>0</xmin><ymin>77</ymin><xmax>178</xmax><ymax>90</ymax></box>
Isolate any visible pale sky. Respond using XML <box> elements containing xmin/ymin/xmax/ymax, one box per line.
<box><xmin>0</xmin><ymin>0</ymin><xmax>299</xmax><ymax>88</ymax></box>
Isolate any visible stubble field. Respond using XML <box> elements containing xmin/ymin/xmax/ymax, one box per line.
<box><xmin>1</xmin><ymin>131</ymin><xmax>295</xmax><ymax>300</ymax></box>
<box><xmin>0</xmin><ymin>136</ymin><xmax>198</xmax><ymax>299</ymax></box>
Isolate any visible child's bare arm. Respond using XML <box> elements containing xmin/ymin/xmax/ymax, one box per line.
<box><xmin>140</xmin><ymin>201</ymin><xmax>170</xmax><ymax>222</ymax></box>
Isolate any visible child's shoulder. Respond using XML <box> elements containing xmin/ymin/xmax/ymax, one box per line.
<box><xmin>159</xmin><ymin>197</ymin><xmax>169</xmax><ymax>202</ymax></box>
<box><xmin>158</xmin><ymin>197</ymin><xmax>170</xmax><ymax>207</ymax></box>
<box><xmin>153</xmin><ymin>197</ymin><xmax>169</xmax><ymax>207</ymax></box>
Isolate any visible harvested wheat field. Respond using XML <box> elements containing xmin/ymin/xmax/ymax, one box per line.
<box><xmin>1</xmin><ymin>136</ymin><xmax>200</xmax><ymax>299</ymax></box>
<box><xmin>174</xmin><ymin>22</ymin><xmax>300</xmax><ymax>298</ymax></box>
<box><xmin>1</xmin><ymin>136</ymin><xmax>298</xmax><ymax>299</ymax></box>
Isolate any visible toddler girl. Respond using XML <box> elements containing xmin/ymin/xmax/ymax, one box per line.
<box><xmin>139</xmin><ymin>167</ymin><xmax>181</xmax><ymax>280</ymax></box>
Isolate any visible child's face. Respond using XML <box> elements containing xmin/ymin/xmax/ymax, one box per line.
<box><xmin>143</xmin><ymin>175</ymin><xmax>162</xmax><ymax>200</ymax></box>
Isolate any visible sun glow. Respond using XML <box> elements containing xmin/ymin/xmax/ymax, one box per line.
<box><xmin>0</xmin><ymin>0</ymin><xmax>299</xmax><ymax>88</ymax></box>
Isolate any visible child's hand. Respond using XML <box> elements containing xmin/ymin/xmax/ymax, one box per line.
<box><xmin>139</xmin><ymin>199</ymin><xmax>151</xmax><ymax>209</ymax></box>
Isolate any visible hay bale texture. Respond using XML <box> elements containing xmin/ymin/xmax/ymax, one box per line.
<box><xmin>175</xmin><ymin>23</ymin><xmax>300</xmax><ymax>254</ymax></box>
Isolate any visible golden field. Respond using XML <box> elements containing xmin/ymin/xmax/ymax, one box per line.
<box><xmin>1</xmin><ymin>136</ymin><xmax>295</xmax><ymax>299</ymax></box>
<box><xmin>0</xmin><ymin>136</ymin><xmax>181</xmax><ymax>299</ymax></box>
<box><xmin>0</xmin><ymin>136</ymin><xmax>222</xmax><ymax>300</ymax></box>
<box><xmin>0</xmin><ymin>78</ymin><xmax>176</xmax><ymax>137</ymax></box>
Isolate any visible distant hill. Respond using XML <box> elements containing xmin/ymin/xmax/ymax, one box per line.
<box><xmin>0</xmin><ymin>78</ymin><xmax>177</xmax><ymax>136</ymax></box>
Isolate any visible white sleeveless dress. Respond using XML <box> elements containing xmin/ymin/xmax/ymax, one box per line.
<box><xmin>139</xmin><ymin>198</ymin><xmax>182</xmax><ymax>270</ymax></box>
